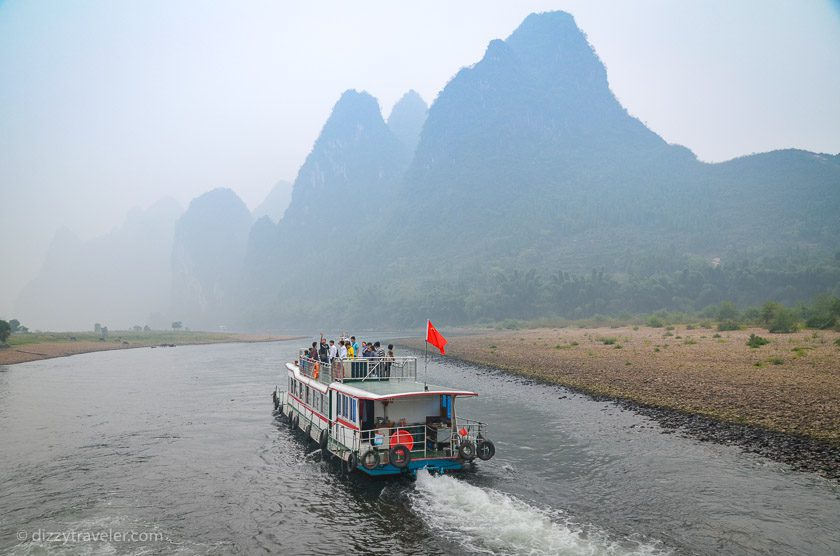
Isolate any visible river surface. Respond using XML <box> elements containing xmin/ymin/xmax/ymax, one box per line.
<box><xmin>1</xmin><ymin>340</ymin><xmax>838</xmax><ymax>555</ymax></box>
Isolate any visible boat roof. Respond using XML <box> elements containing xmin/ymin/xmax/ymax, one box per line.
<box><xmin>333</xmin><ymin>380</ymin><xmax>477</xmax><ymax>400</ymax></box>
<box><xmin>285</xmin><ymin>362</ymin><xmax>477</xmax><ymax>399</ymax></box>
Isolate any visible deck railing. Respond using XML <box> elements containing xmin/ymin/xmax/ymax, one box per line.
<box><xmin>347</xmin><ymin>417</ymin><xmax>488</xmax><ymax>464</ymax></box>
<box><xmin>298</xmin><ymin>353</ymin><xmax>416</xmax><ymax>383</ymax></box>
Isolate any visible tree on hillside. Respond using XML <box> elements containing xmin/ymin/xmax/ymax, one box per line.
<box><xmin>9</xmin><ymin>319</ymin><xmax>20</xmax><ymax>333</ymax></box>
<box><xmin>172</xmin><ymin>321</ymin><xmax>183</xmax><ymax>330</ymax></box>
<box><xmin>0</xmin><ymin>320</ymin><xmax>10</xmax><ymax>343</ymax></box>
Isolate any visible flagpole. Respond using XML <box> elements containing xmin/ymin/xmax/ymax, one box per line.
<box><xmin>424</xmin><ymin>320</ymin><xmax>429</xmax><ymax>390</ymax></box>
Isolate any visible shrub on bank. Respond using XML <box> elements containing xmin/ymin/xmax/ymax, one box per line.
<box><xmin>747</xmin><ymin>334</ymin><xmax>770</xmax><ymax>348</ymax></box>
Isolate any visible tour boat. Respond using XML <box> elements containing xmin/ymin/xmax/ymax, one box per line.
<box><xmin>272</xmin><ymin>349</ymin><xmax>496</xmax><ymax>476</ymax></box>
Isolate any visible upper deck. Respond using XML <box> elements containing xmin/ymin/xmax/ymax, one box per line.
<box><xmin>297</xmin><ymin>352</ymin><xmax>417</xmax><ymax>385</ymax></box>
<box><xmin>294</xmin><ymin>353</ymin><xmax>477</xmax><ymax>398</ymax></box>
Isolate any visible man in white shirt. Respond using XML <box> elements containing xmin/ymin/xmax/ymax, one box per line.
<box><xmin>328</xmin><ymin>339</ymin><xmax>338</xmax><ymax>360</ymax></box>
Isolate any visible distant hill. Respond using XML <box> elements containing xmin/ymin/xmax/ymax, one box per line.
<box><xmin>234</xmin><ymin>11</ymin><xmax>839</xmax><ymax>328</ymax></box>
<box><xmin>252</xmin><ymin>180</ymin><xmax>293</xmax><ymax>223</ymax></box>
<box><xmin>16</xmin><ymin>198</ymin><xmax>182</xmax><ymax>330</ymax></box>
<box><xmin>387</xmin><ymin>90</ymin><xmax>428</xmax><ymax>154</ymax></box>
<box><xmin>34</xmin><ymin>11</ymin><xmax>832</xmax><ymax>331</ymax></box>
<box><xmin>170</xmin><ymin>188</ymin><xmax>253</xmax><ymax>329</ymax></box>
<box><xmin>240</xmin><ymin>90</ymin><xmax>413</xmax><ymax>326</ymax></box>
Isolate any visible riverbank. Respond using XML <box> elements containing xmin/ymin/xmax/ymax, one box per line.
<box><xmin>0</xmin><ymin>331</ymin><xmax>300</xmax><ymax>365</ymax></box>
<box><xmin>398</xmin><ymin>325</ymin><xmax>840</xmax><ymax>479</ymax></box>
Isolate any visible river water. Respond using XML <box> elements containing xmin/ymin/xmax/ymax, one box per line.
<box><xmin>0</xmin><ymin>340</ymin><xmax>838</xmax><ymax>555</ymax></box>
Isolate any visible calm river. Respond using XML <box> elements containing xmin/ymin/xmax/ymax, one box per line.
<box><xmin>1</xmin><ymin>340</ymin><xmax>838</xmax><ymax>555</ymax></box>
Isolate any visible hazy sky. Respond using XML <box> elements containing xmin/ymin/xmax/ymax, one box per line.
<box><xmin>1</xmin><ymin>0</ymin><xmax>839</xmax><ymax>317</ymax></box>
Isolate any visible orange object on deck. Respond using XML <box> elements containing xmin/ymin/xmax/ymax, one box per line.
<box><xmin>390</xmin><ymin>429</ymin><xmax>414</xmax><ymax>451</ymax></box>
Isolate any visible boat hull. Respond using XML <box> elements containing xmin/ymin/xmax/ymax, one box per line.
<box><xmin>275</xmin><ymin>387</ymin><xmax>468</xmax><ymax>476</ymax></box>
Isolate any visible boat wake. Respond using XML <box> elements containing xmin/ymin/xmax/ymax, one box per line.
<box><xmin>410</xmin><ymin>472</ymin><xmax>667</xmax><ymax>556</ymax></box>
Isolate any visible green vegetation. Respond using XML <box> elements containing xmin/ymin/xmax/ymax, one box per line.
<box><xmin>474</xmin><ymin>295</ymin><xmax>840</xmax><ymax>336</ymax></box>
<box><xmin>747</xmin><ymin>334</ymin><xmax>770</xmax><ymax>348</ymax></box>
<box><xmin>0</xmin><ymin>320</ymin><xmax>10</xmax><ymax>344</ymax></box>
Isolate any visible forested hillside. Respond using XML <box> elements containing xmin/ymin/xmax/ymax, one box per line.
<box><xmin>208</xmin><ymin>12</ymin><xmax>840</xmax><ymax>329</ymax></box>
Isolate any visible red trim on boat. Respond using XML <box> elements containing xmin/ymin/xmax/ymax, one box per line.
<box><xmin>289</xmin><ymin>393</ymin><xmax>329</xmax><ymax>423</ymax></box>
<box><xmin>336</xmin><ymin>417</ymin><xmax>359</xmax><ymax>430</ymax></box>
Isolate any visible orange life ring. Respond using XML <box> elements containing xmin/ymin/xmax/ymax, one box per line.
<box><xmin>313</xmin><ymin>361</ymin><xmax>320</xmax><ymax>380</ymax></box>
<box><xmin>390</xmin><ymin>429</ymin><xmax>414</xmax><ymax>452</ymax></box>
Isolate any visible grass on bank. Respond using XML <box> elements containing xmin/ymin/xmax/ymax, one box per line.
<box><xmin>5</xmin><ymin>330</ymin><xmax>240</xmax><ymax>347</ymax></box>
<box><xmin>482</xmin><ymin>296</ymin><xmax>840</xmax><ymax>336</ymax></box>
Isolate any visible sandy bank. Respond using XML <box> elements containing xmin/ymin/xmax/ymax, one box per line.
<box><xmin>0</xmin><ymin>333</ymin><xmax>299</xmax><ymax>366</ymax></box>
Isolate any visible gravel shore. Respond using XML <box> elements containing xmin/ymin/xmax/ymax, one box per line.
<box><xmin>400</xmin><ymin>325</ymin><xmax>840</xmax><ymax>480</ymax></box>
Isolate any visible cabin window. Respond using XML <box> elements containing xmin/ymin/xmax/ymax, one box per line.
<box><xmin>351</xmin><ymin>398</ymin><xmax>357</xmax><ymax>422</ymax></box>
<box><xmin>305</xmin><ymin>386</ymin><xmax>309</xmax><ymax>405</ymax></box>
<box><xmin>441</xmin><ymin>395</ymin><xmax>452</xmax><ymax>420</ymax></box>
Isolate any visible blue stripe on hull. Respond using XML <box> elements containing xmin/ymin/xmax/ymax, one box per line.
<box><xmin>357</xmin><ymin>459</ymin><xmax>465</xmax><ymax>476</ymax></box>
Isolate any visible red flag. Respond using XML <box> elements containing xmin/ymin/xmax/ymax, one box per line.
<box><xmin>425</xmin><ymin>320</ymin><xmax>448</xmax><ymax>355</ymax></box>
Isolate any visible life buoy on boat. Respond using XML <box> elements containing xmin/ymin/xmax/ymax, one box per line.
<box><xmin>313</xmin><ymin>362</ymin><xmax>320</xmax><ymax>380</ymax></box>
<box><xmin>390</xmin><ymin>429</ymin><xmax>414</xmax><ymax>451</ymax></box>
<box><xmin>319</xmin><ymin>428</ymin><xmax>329</xmax><ymax>451</ymax></box>
<box><xmin>361</xmin><ymin>449</ymin><xmax>380</xmax><ymax>470</ymax></box>
<box><xmin>458</xmin><ymin>439</ymin><xmax>476</xmax><ymax>461</ymax></box>
<box><xmin>389</xmin><ymin>445</ymin><xmax>411</xmax><ymax>469</ymax></box>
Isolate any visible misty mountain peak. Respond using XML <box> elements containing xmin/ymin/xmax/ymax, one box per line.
<box><xmin>285</xmin><ymin>89</ymin><xmax>408</xmax><ymax>216</ymax></box>
<box><xmin>387</xmin><ymin>89</ymin><xmax>428</xmax><ymax>153</ymax></box>
<box><xmin>320</xmin><ymin>89</ymin><xmax>387</xmax><ymax>141</ymax></box>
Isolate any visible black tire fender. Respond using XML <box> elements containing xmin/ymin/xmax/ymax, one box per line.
<box><xmin>360</xmin><ymin>449</ymin><xmax>380</xmax><ymax>470</ymax></box>
<box><xmin>458</xmin><ymin>439</ymin><xmax>476</xmax><ymax>461</ymax></box>
<box><xmin>476</xmin><ymin>439</ymin><xmax>496</xmax><ymax>461</ymax></box>
<box><xmin>346</xmin><ymin>452</ymin><xmax>358</xmax><ymax>473</ymax></box>
<box><xmin>319</xmin><ymin>428</ymin><xmax>329</xmax><ymax>451</ymax></box>
<box><xmin>389</xmin><ymin>444</ymin><xmax>411</xmax><ymax>469</ymax></box>
<box><xmin>305</xmin><ymin>422</ymin><xmax>312</xmax><ymax>440</ymax></box>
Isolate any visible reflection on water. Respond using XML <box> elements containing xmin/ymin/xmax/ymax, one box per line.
<box><xmin>0</xmin><ymin>341</ymin><xmax>838</xmax><ymax>555</ymax></box>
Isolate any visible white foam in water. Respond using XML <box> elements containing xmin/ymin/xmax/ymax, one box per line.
<box><xmin>411</xmin><ymin>472</ymin><xmax>667</xmax><ymax>556</ymax></box>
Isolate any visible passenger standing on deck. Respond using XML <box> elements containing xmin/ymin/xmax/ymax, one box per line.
<box><xmin>351</xmin><ymin>337</ymin><xmax>360</xmax><ymax>358</ymax></box>
<box><xmin>384</xmin><ymin>343</ymin><xmax>395</xmax><ymax>378</ymax></box>
<box><xmin>318</xmin><ymin>338</ymin><xmax>329</xmax><ymax>362</ymax></box>
<box><xmin>329</xmin><ymin>340</ymin><xmax>338</xmax><ymax>361</ymax></box>
<box><xmin>338</xmin><ymin>340</ymin><xmax>348</xmax><ymax>359</ymax></box>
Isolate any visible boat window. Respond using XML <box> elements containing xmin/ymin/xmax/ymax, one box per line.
<box><xmin>441</xmin><ymin>395</ymin><xmax>452</xmax><ymax>420</ymax></box>
<box><xmin>350</xmin><ymin>398</ymin><xmax>356</xmax><ymax>422</ymax></box>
